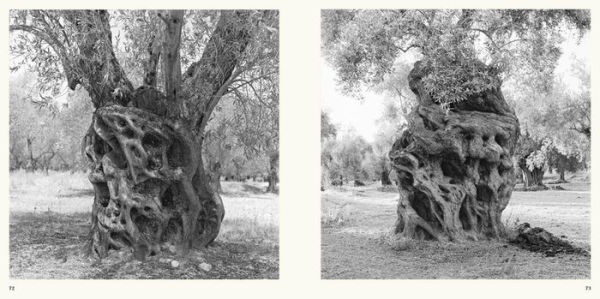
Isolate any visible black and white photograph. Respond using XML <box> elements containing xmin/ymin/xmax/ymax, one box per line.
<box><xmin>321</xmin><ymin>9</ymin><xmax>591</xmax><ymax>279</ymax></box>
<box><xmin>8</xmin><ymin>9</ymin><xmax>279</xmax><ymax>279</ymax></box>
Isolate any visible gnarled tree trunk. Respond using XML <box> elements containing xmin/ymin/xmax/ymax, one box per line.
<box><xmin>389</xmin><ymin>60</ymin><xmax>520</xmax><ymax>241</ymax></box>
<box><xmin>381</xmin><ymin>169</ymin><xmax>392</xmax><ymax>186</ymax></box>
<box><xmin>83</xmin><ymin>103</ymin><xmax>225</xmax><ymax>258</ymax></box>
<box><xmin>520</xmin><ymin>166</ymin><xmax>546</xmax><ymax>190</ymax></box>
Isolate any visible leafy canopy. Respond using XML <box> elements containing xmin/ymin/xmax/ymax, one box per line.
<box><xmin>322</xmin><ymin>9</ymin><xmax>590</xmax><ymax>105</ymax></box>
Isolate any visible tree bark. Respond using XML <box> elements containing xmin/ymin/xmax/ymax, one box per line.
<box><xmin>158</xmin><ymin>10</ymin><xmax>184</xmax><ymax>109</ymax></box>
<box><xmin>209</xmin><ymin>161</ymin><xmax>223</xmax><ymax>193</ymax></box>
<box><xmin>381</xmin><ymin>169</ymin><xmax>392</xmax><ymax>185</ymax></box>
<box><xmin>26</xmin><ymin>137</ymin><xmax>35</xmax><ymax>171</ymax></box>
<box><xmin>390</xmin><ymin>60</ymin><xmax>520</xmax><ymax>241</ymax></box>
<box><xmin>556</xmin><ymin>156</ymin><xmax>567</xmax><ymax>183</ymax></box>
<box><xmin>142</xmin><ymin>33</ymin><xmax>162</xmax><ymax>88</ymax></box>
<box><xmin>266</xmin><ymin>152</ymin><xmax>279</xmax><ymax>193</ymax></box>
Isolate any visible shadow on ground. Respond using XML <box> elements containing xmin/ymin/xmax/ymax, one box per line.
<box><xmin>58</xmin><ymin>189</ymin><xmax>95</xmax><ymax>198</ymax></box>
<box><xmin>10</xmin><ymin>172</ymin><xmax>278</xmax><ymax>279</ymax></box>
<box><xmin>10</xmin><ymin>212</ymin><xmax>278</xmax><ymax>279</ymax></box>
<box><xmin>321</xmin><ymin>174</ymin><xmax>590</xmax><ymax>279</ymax></box>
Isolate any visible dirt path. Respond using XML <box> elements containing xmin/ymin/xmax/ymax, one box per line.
<box><xmin>321</xmin><ymin>186</ymin><xmax>590</xmax><ymax>279</ymax></box>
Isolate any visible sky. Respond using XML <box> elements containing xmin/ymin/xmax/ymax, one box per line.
<box><xmin>555</xmin><ymin>32</ymin><xmax>590</xmax><ymax>89</ymax></box>
<box><xmin>321</xmin><ymin>60</ymin><xmax>386</xmax><ymax>143</ymax></box>
<box><xmin>322</xmin><ymin>31</ymin><xmax>590</xmax><ymax>143</ymax></box>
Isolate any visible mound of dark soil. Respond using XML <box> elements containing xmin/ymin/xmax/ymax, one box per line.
<box><xmin>509</xmin><ymin>223</ymin><xmax>588</xmax><ymax>257</ymax></box>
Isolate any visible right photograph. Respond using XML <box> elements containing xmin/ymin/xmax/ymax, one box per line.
<box><xmin>321</xmin><ymin>9</ymin><xmax>590</xmax><ymax>279</ymax></box>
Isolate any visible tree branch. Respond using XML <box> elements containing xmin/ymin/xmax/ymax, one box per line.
<box><xmin>470</xmin><ymin>28</ymin><xmax>501</xmax><ymax>50</ymax></box>
<box><xmin>181</xmin><ymin>10</ymin><xmax>254</xmax><ymax>132</ymax></box>
<box><xmin>398</xmin><ymin>44</ymin><xmax>419</xmax><ymax>53</ymax></box>
<box><xmin>10</xmin><ymin>23</ymin><xmax>81</xmax><ymax>92</ymax></box>
<box><xmin>159</xmin><ymin>10</ymin><xmax>184</xmax><ymax>106</ymax></box>
<box><xmin>227</xmin><ymin>70</ymin><xmax>277</xmax><ymax>94</ymax></box>
<box><xmin>67</xmin><ymin>11</ymin><xmax>133</xmax><ymax>105</ymax></box>
<box><xmin>13</xmin><ymin>10</ymin><xmax>135</xmax><ymax>108</ymax></box>
<box><xmin>143</xmin><ymin>32</ymin><xmax>162</xmax><ymax>87</ymax></box>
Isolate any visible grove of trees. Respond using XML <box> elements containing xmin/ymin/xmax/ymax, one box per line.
<box><xmin>10</xmin><ymin>10</ymin><xmax>278</xmax><ymax>259</ymax></box>
<box><xmin>10</xmin><ymin>72</ymin><xmax>94</xmax><ymax>172</ymax></box>
<box><xmin>509</xmin><ymin>53</ymin><xmax>590</xmax><ymax>188</ymax></box>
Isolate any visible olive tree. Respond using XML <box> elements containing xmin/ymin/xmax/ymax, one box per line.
<box><xmin>323</xmin><ymin>9</ymin><xmax>589</xmax><ymax>241</ymax></box>
<box><xmin>10</xmin><ymin>10</ymin><xmax>278</xmax><ymax>259</ymax></box>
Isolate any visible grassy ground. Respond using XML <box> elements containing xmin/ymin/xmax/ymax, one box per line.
<box><xmin>321</xmin><ymin>172</ymin><xmax>590</xmax><ymax>279</ymax></box>
<box><xmin>9</xmin><ymin>170</ymin><xmax>278</xmax><ymax>279</ymax></box>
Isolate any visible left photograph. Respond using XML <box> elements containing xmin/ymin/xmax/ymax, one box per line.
<box><xmin>9</xmin><ymin>10</ymin><xmax>279</xmax><ymax>279</ymax></box>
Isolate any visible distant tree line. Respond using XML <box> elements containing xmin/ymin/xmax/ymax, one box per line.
<box><xmin>10</xmin><ymin>71</ymin><xmax>92</xmax><ymax>172</ymax></box>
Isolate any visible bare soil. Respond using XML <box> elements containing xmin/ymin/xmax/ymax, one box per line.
<box><xmin>9</xmin><ymin>171</ymin><xmax>278</xmax><ymax>279</ymax></box>
<box><xmin>321</xmin><ymin>173</ymin><xmax>590</xmax><ymax>279</ymax></box>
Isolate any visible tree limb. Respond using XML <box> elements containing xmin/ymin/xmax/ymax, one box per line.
<box><xmin>12</xmin><ymin>10</ymin><xmax>135</xmax><ymax>108</ymax></box>
<box><xmin>181</xmin><ymin>10</ymin><xmax>254</xmax><ymax>131</ymax></box>
<box><xmin>143</xmin><ymin>32</ymin><xmax>162</xmax><ymax>87</ymax></box>
<box><xmin>159</xmin><ymin>10</ymin><xmax>184</xmax><ymax>106</ymax></box>
<box><xmin>60</xmin><ymin>11</ymin><xmax>134</xmax><ymax>107</ymax></box>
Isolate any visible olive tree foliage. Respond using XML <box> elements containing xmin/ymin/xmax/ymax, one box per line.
<box><xmin>328</xmin><ymin>131</ymin><xmax>374</xmax><ymax>184</ymax></box>
<box><xmin>321</xmin><ymin>111</ymin><xmax>338</xmax><ymax>189</ymax></box>
<box><xmin>508</xmin><ymin>47</ymin><xmax>590</xmax><ymax>184</ymax></box>
<box><xmin>322</xmin><ymin>9</ymin><xmax>589</xmax><ymax>107</ymax></box>
<box><xmin>203</xmin><ymin>80</ymin><xmax>279</xmax><ymax>191</ymax></box>
<box><xmin>367</xmin><ymin>98</ymin><xmax>409</xmax><ymax>185</ymax></box>
<box><xmin>372</xmin><ymin>59</ymin><xmax>417</xmax><ymax>113</ymax></box>
<box><xmin>10</xmin><ymin>10</ymin><xmax>278</xmax><ymax>179</ymax></box>
<box><xmin>513</xmin><ymin>132</ymin><xmax>548</xmax><ymax>188</ymax></box>
<box><xmin>10</xmin><ymin>10</ymin><xmax>278</xmax><ymax>117</ymax></box>
<box><xmin>9</xmin><ymin>10</ymin><xmax>278</xmax><ymax>258</ymax></box>
<box><xmin>321</xmin><ymin>111</ymin><xmax>338</xmax><ymax>140</ymax></box>
<box><xmin>228</xmin><ymin>56</ymin><xmax>279</xmax><ymax>192</ymax></box>
<box><xmin>10</xmin><ymin>71</ymin><xmax>94</xmax><ymax>172</ymax></box>
<box><xmin>364</xmin><ymin>61</ymin><xmax>414</xmax><ymax>185</ymax></box>
<box><xmin>321</xmin><ymin>112</ymin><xmax>377</xmax><ymax>186</ymax></box>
